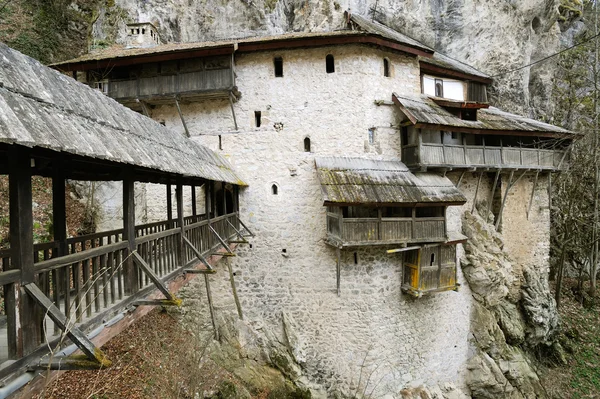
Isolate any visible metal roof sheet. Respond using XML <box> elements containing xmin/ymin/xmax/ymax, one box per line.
<box><xmin>393</xmin><ymin>93</ymin><xmax>576</xmax><ymax>136</ymax></box>
<box><xmin>315</xmin><ymin>157</ymin><xmax>466</xmax><ymax>205</ymax></box>
<box><xmin>0</xmin><ymin>43</ymin><xmax>245</xmax><ymax>185</ymax></box>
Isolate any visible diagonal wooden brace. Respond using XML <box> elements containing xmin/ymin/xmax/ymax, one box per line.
<box><xmin>132</xmin><ymin>252</ymin><xmax>180</xmax><ymax>305</ymax></box>
<box><xmin>183</xmin><ymin>236</ymin><xmax>214</xmax><ymax>271</ymax></box>
<box><xmin>209</xmin><ymin>225</ymin><xmax>235</xmax><ymax>255</ymax></box>
<box><xmin>226</xmin><ymin>219</ymin><xmax>249</xmax><ymax>243</ymax></box>
<box><xmin>23</xmin><ymin>283</ymin><xmax>112</xmax><ymax>369</ymax></box>
<box><xmin>237</xmin><ymin>218</ymin><xmax>255</xmax><ymax>237</ymax></box>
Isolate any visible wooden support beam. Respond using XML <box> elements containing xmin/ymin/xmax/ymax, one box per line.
<box><xmin>205</xmin><ymin>183</ymin><xmax>212</xmax><ymax>249</ymax></box>
<box><xmin>183</xmin><ymin>269</ymin><xmax>217</xmax><ymax>275</ymax></box>
<box><xmin>132</xmin><ymin>252</ymin><xmax>178</xmax><ymax>303</ymax></box>
<box><xmin>183</xmin><ymin>235</ymin><xmax>213</xmax><ymax>271</ymax></box>
<box><xmin>548</xmin><ymin>173</ymin><xmax>553</xmax><ymax>214</ymax></box>
<box><xmin>336</xmin><ymin>248</ymin><xmax>341</xmax><ymax>297</ymax></box>
<box><xmin>226</xmin><ymin>258</ymin><xmax>243</xmax><ymax>320</ymax></box>
<box><xmin>226</xmin><ymin>219</ymin><xmax>249</xmax><ymax>243</ymax></box>
<box><xmin>23</xmin><ymin>283</ymin><xmax>111</xmax><ymax>368</ymax></box>
<box><xmin>166</xmin><ymin>184</ymin><xmax>173</xmax><ymax>228</ymax></box>
<box><xmin>123</xmin><ymin>174</ymin><xmax>138</xmax><ymax>295</ymax></box>
<box><xmin>9</xmin><ymin>148</ymin><xmax>42</xmax><ymax>356</ymax></box>
<box><xmin>52</xmin><ymin>165</ymin><xmax>67</xmax><ymax>257</ymax></box>
<box><xmin>527</xmin><ymin>171</ymin><xmax>540</xmax><ymax>220</ymax></box>
<box><xmin>471</xmin><ymin>172</ymin><xmax>483</xmax><ymax>214</ymax></box>
<box><xmin>386</xmin><ymin>246</ymin><xmax>422</xmax><ymax>254</ymax></box>
<box><xmin>176</xmin><ymin>181</ymin><xmax>185</xmax><ymax>267</ymax></box>
<box><xmin>204</xmin><ymin>274</ymin><xmax>219</xmax><ymax>340</ymax></box>
<box><xmin>487</xmin><ymin>170</ymin><xmax>500</xmax><ymax>215</ymax></box>
<box><xmin>237</xmin><ymin>217</ymin><xmax>255</xmax><ymax>237</ymax></box>
<box><xmin>191</xmin><ymin>185</ymin><xmax>197</xmax><ymax>216</ymax></box>
<box><xmin>34</xmin><ymin>356</ymin><xmax>109</xmax><ymax>370</ymax></box>
<box><xmin>228</xmin><ymin>92</ymin><xmax>239</xmax><ymax>131</ymax></box>
<box><xmin>495</xmin><ymin>170</ymin><xmax>515</xmax><ymax>231</ymax></box>
<box><xmin>174</xmin><ymin>96</ymin><xmax>191</xmax><ymax>138</ymax></box>
<box><xmin>209</xmin><ymin>225</ymin><xmax>235</xmax><ymax>254</ymax></box>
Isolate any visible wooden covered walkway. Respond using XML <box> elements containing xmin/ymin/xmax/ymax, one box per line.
<box><xmin>0</xmin><ymin>42</ymin><xmax>249</xmax><ymax>384</ymax></box>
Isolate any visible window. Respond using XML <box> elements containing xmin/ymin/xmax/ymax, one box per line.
<box><xmin>383</xmin><ymin>58</ymin><xmax>390</xmax><ymax>77</ymax></box>
<box><xmin>435</xmin><ymin>79</ymin><xmax>444</xmax><ymax>97</ymax></box>
<box><xmin>462</xmin><ymin>110</ymin><xmax>477</xmax><ymax>121</ymax></box>
<box><xmin>142</xmin><ymin>28</ymin><xmax>146</xmax><ymax>34</ymax></box>
<box><xmin>430</xmin><ymin>253</ymin><xmax>436</xmax><ymax>266</ymax></box>
<box><xmin>255</xmin><ymin>111</ymin><xmax>262</xmax><ymax>127</ymax></box>
<box><xmin>416</xmin><ymin>207</ymin><xmax>444</xmax><ymax>218</ymax></box>
<box><xmin>354</xmin><ymin>252</ymin><xmax>358</xmax><ymax>264</ymax></box>
<box><xmin>382</xmin><ymin>207</ymin><xmax>412</xmax><ymax>218</ymax></box>
<box><xmin>342</xmin><ymin>206</ymin><xmax>378</xmax><ymax>218</ymax></box>
<box><xmin>326</xmin><ymin>54</ymin><xmax>335</xmax><ymax>73</ymax></box>
<box><xmin>304</xmin><ymin>137</ymin><xmax>311</xmax><ymax>152</ymax></box>
<box><xmin>451</xmin><ymin>132</ymin><xmax>458</xmax><ymax>140</ymax></box>
<box><xmin>271</xmin><ymin>184</ymin><xmax>278</xmax><ymax>195</ymax></box>
<box><xmin>401</xmin><ymin>126</ymin><xmax>409</xmax><ymax>146</ymax></box>
<box><xmin>368</xmin><ymin>128</ymin><xmax>375</xmax><ymax>144</ymax></box>
<box><xmin>274</xmin><ymin>57</ymin><xmax>283</xmax><ymax>77</ymax></box>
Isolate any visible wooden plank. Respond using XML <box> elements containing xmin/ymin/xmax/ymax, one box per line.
<box><xmin>34</xmin><ymin>241</ymin><xmax>128</xmax><ymax>274</ymax></box>
<box><xmin>386</xmin><ymin>246</ymin><xmax>422</xmax><ymax>254</ymax></box>
<box><xmin>176</xmin><ymin>182</ymin><xmax>186</xmax><ymax>266</ymax></box>
<box><xmin>204</xmin><ymin>274</ymin><xmax>219</xmax><ymax>340</ymax></box>
<box><xmin>336</xmin><ymin>247</ymin><xmax>341</xmax><ymax>297</ymax></box>
<box><xmin>123</xmin><ymin>176</ymin><xmax>138</xmax><ymax>295</ymax></box>
<box><xmin>226</xmin><ymin>259</ymin><xmax>243</xmax><ymax>319</ymax></box>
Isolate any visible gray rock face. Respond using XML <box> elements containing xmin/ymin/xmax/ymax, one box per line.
<box><xmin>89</xmin><ymin>0</ymin><xmax>572</xmax><ymax>118</ymax></box>
<box><xmin>461</xmin><ymin>211</ymin><xmax>558</xmax><ymax>399</ymax></box>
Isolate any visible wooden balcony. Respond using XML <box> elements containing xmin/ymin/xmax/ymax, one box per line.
<box><xmin>402</xmin><ymin>143</ymin><xmax>568</xmax><ymax>171</ymax></box>
<box><xmin>326</xmin><ymin>212</ymin><xmax>446</xmax><ymax>248</ymax></box>
<box><xmin>106</xmin><ymin>69</ymin><xmax>235</xmax><ymax>106</ymax></box>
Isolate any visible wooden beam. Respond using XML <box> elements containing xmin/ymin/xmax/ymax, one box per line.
<box><xmin>183</xmin><ymin>236</ymin><xmax>213</xmax><ymax>271</ymax></box>
<box><xmin>386</xmin><ymin>246</ymin><xmax>422</xmax><ymax>254</ymax></box>
<box><xmin>472</xmin><ymin>172</ymin><xmax>483</xmax><ymax>214</ymax></box>
<box><xmin>176</xmin><ymin>181</ymin><xmax>185</xmax><ymax>267</ymax></box>
<box><xmin>495</xmin><ymin>170</ymin><xmax>514</xmax><ymax>231</ymax></box>
<box><xmin>132</xmin><ymin>252</ymin><xmax>178</xmax><ymax>303</ymax></box>
<box><xmin>226</xmin><ymin>259</ymin><xmax>243</xmax><ymax>320</ymax></box>
<box><xmin>204</xmin><ymin>274</ymin><xmax>219</xmax><ymax>340</ymax></box>
<box><xmin>9</xmin><ymin>147</ymin><xmax>42</xmax><ymax>356</ymax></box>
<box><xmin>487</xmin><ymin>170</ymin><xmax>500</xmax><ymax>215</ymax></box>
<box><xmin>228</xmin><ymin>92</ymin><xmax>239</xmax><ymax>131</ymax></box>
<box><xmin>52</xmin><ymin>165</ymin><xmax>67</xmax><ymax>257</ymax></box>
<box><xmin>527</xmin><ymin>171</ymin><xmax>539</xmax><ymax>220</ymax></box>
<box><xmin>123</xmin><ymin>174</ymin><xmax>138</xmax><ymax>295</ymax></box>
<box><xmin>174</xmin><ymin>96</ymin><xmax>191</xmax><ymax>138</ymax></box>
<box><xmin>456</xmin><ymin>171</ymin><xmax>466</xmax><ymax>189</ymax></box>
<box><xmin>23</xmin><ymin>283</ymin><xmax>111</xmax><ymax>368</ymax></box>
<box><xmin>206</xmin><ymin>182</ymin><xmax>213</xmax><ymax>248</ymax></box>
<box><xmin>191</xmin><ymin>185</ymin><xmax>197</xmax><ymax>216</ymax></box>
<box><xmin>166</xmin><ymin>184</ymin><xmax>173</xmax><ymax>228</ymax></box>
<box><xmin>336</xmin><ymin>248</ymin><xmax>341</xmax><ymax>297</ymax></box>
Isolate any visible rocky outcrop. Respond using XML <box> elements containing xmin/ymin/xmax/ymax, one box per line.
<box><xmin>461</xmin><ymin>209</ymin><xmax>560</xmax><ymax>399</ymax></box>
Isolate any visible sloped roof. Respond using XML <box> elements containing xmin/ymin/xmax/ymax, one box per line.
<box><xmin>347</xmin><ymin>13</ymin><xmax>433</xmax><ymax>54</ymax></box>
<box><xmin>0</xmin><ymin>43</ymin><xmax>245</xmax><ymax>185</ymax></box>
<box><xmin>392</xmin><ymin>93</ymin><xmax>576</xmax><ymax>137</ymax></box>
<box><xmin>314</xmin><ymin>157</ymin><xmax>466</xmax><ymax>205</ymax></box>
<box><xmin>420</xmin><ymin>52</ymin><xmax>491</xmax><ymax>82</ymax></box>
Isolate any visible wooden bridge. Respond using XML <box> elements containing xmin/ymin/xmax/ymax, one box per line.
<box><xmin>0</xmin><ymin>42</ymin><xmax>249</xmax><ymax>392</ymax></box>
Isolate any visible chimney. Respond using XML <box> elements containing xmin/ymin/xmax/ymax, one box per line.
<box><xmin>125</xmin><ymin>22</ymin><xmax>161</xmax><ymax>48</ymax></box>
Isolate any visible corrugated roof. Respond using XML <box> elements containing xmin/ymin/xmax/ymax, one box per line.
<box><xmin>0</xmin><ymin>43</ymin><xmax>245</xmax><ymax>185</ymax></box>
<box><xmin>392</xmin><ymin>93</ymin><xmax>576</xmax><ymax>136</ymax></box>
<box><xmin>314</xmin><ymin>157</ymin><xmax>466</xmax><ymax>205</ymax></box>
<box><xmin>420</xmin><ymin>52</ymin><xmax>491</xmax><ymax>81</ymax></box>
<box><xmin>348</xmin><ymin>14</ymin><xmax>433</xmax><ymax>53</ymax></box>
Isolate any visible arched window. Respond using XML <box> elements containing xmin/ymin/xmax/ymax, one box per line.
<box><xmin>271</xmin><ymin>184</ymin><xmax>278</xmax><ymax>195</ymax></box>
<box><xmin>304</xmin><ymin>137</ymin><xmax>311</xmax><ymax>152</ymax></box>
<box><xmin>435</xmin><ymin>79</ymin><xmax>444</xmax><ymax>97</ymax></box>
<box><xmin>326</xmin><ymin>54</ymin><xmax>335</xmax><ymax>73</ymax></box>
<box><xmin>383</xmin><ymin>58</ymin><xmax>390</xmax><ymax>77</ymax></box>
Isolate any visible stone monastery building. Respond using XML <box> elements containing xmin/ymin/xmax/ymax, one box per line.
<box><xmin>54</xmin><ymin>12</ymin><xmax>577</xmax><ymax>395</ymax></box>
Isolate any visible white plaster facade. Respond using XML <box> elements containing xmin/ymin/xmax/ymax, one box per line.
<box><xmin>91</xmin><ymin>43</ymin><xmax>552</xmax><ymax>396</ymax></box>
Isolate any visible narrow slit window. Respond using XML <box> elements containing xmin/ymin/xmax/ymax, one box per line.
<box><xmin>430</xmin><ymin>253</ymin><xmax>435</xmax><ymax>266</ymax></box>
<box><xmin>326</xmin><ymin>54</ymin><xmax>335</xmax><ymax>73</ymax></box>
<box><xmin>304</xmin><ymin>137</ymin><xmax>311</xmax><ymax>152</ymax></box>
<box><xmin>255</xmin><ymin>111</ymin><xmax>262</xmax><ymax>128</ymax></box>
<box><xmin>274</xmin><ymin>57</ymin><xmax>283</xmax><ymax>77</ymax></box>
<box><xmin>354</xmin><ymin>252</ymin><xmax>358</xmax><ymax>264</ymax></box>
<box><xmin>368</xmin><ymin>128</ymin><xmax>375</xmax><ymax>144</ymax></box>
<box><xmin>142</xmin><ymin>28</ymin><xmax>146</xmax><ymax>34</ymax></box>
<box><xmin>383</xmin><ymin>58</ymin><xmax>390</xmax><ymax>77</ymax></box>
<box><xmin>271</xmin><ymin>184</ymin><xmax>278</xmax><ymax>195</ymax></box>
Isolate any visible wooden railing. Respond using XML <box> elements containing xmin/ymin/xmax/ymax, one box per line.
<box><xmin>327</xmin><ymin>213</ymin><xmax>446</xmax><ymax>246</ymax></box>
<box><xmin>0</xmin><ymin>212</ymin><xmax>240</xmax><ymax>367</ymax></box>
<box><xmin>402</xmin><ymin>143</ymin><xmax>568</xmax><ymax>170</ymax></box>
<box><xmin>107</xmin><ymin>69</ymin><xmax>234</xmax><ymax>102</ymax></box>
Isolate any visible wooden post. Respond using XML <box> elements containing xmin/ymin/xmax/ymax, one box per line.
<box><xmin>123</xmin><ymin>173</ymin><xmax>138</xmax><ymax>295</ymax></box>
<box><xmin>336</xmin><ymin>247</ymin><xmax>341</xmax><ymax>296</ymax></box>
<box><xmin>411</xmin><ymin>207</ymin><xmax>416</xmax><ymax>240</ymax></box>
<box><xmin>206</xmin><ymin>182</ymin><xmax>212</xmax><ymax>249</ymax></box>
<box><xmin>212</xmin><ymin>182</ymin><xmax>218</xmax><ymax>217</ymax></box>
<box><xmin>9</xmin><ymin>147</ymin><xmax>42</xmax><ymax>356</ymax></box>
<box><xmin>472</xmin><ymin>172</ymin><xmax>483</xmax><ymax>214</ymax></box>
<box><xmin>191</xmin><ymin>185</ymin><xmax>197</xmax><ymax>216</ymax></box>
<box><xmin>527</xmin><ymin>171</ymin><xmax>540</xmax><ymax>220</ymax></box>
<box><xmin>548</xmin><ymin>173</ymin><xmax>553</xmax><ymax>214</ymax></box>
<box><xmin>205</xmin><ymin>274</ymin><xmax>219</xmax><ymax>340</ymax></box>
<box><xmin>487</xmin><ymin>170</ymin><xmax>500</xmax><ymax>215</ymax></box>
<box><xmin>495</xmin><ymin>170</ymin><xmax>514</xmax><ymax>231</ymax></box>
<box><xmin>456</xmin><ymin>171</ymin><xmax>466</xmax><ymax>189</ymax></box>
<box><xmin>176</xmin><ymin>181</ymin><xmax>185</xmax><ymax>267</ymax></box>
<box><xmin>227</xmin><ymin>258</ymin><xmax>243</xmax><ymax>319</ymax></box>
<box><xmin>53</xmin><ymin>166</ymin><xmax>67</xmax><ymax>257</ymax></box>
<box><xmin>166</xmin><ymin>184</ymin><xmax>173</xmax><ymax>228</ymax></box>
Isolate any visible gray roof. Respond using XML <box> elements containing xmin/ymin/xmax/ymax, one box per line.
<box><xmin>0</xmin><ymin>43</ymin><xmax>245</xmax><ymax>185</ymax></box>
<box><xmin>315</xmin><ymin>157</ymin><xmax>467</xmax><ymax>205</ymax></box>
<box><xmin>421</xmin><ymin>52</ymin><xmax>491</xmax><ymax>81</ymax></box>
<box><xmin>349</xmin><ymin>14</ymin><xmax>433</xmax><ymax>53</ymax></box>
<box><xmin>393</xmin><ymin>93</ymin><xmax>576</xmax><ymax>136</ymax></box>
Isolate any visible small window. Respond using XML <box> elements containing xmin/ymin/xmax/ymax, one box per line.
<box><xmin>451</xmin><ymin>132</ymin><xmax>458</xmax><ymax>140</ymax></box>
<box><xmin>255</xmin><ymin>111</ymin><xmax>262</xmax><ymax>128</ymax></box>
<box><xmin>383</xmin><ymin>58</ymin><xmax>390</xmax><ymax>77</ymax></box>
<box><xmin>368</xmin><ymin>128</ymin><xmax>375</xmax><ymax>144</ymax></box>
<box><xmin>430</xmin><ymin>253</ymin><xmax>436</xmax><ymax>266</ymax></box>
<box><xmin>462</xmin><ymin>110</ymin><xmax>477</xmax><ymax>121</ymax></box>
<box><xmin>382</xmin><ymin>207</ymin><xmax>412</xmax><ymax>218</ymax></box>
<box><xmin>304</xmin><ymin>137</ymin><xmax>311</xmax><ymax>152</ymax></box>
<box><xmin>354</xmin><ymin>252</ymin><xmax>358</xmax><ymax>264</ymax></box>
<box><xmin>416</xmin><ymin>207</ymin><xmax>444</xmax><ymax>218</ymax></box>
<box><xmin>136</xmin><ymin>28</ymin><xmax>140</xmax><ymax>34</ymax></box>
<box><xmin>271</xmin><ymin>184</ymin><xmax>278</xmax><ymax>195</ymax></box>
<box><xmin>326</xmin><ymin>54</ymin><xmax>335</xmax><ymax>73</ymax></box>
<box><xmin>435</xmin><ymin>79</ymin><xmax>444</xmax><ymax>97</ymax></box>
<box><xmin>142</xmin><ymin>28</ymin><xmax>146</xmax><ymax>34</ymax></box>
<box><xmin>131</xmin><ymin>29</ymin><xmax>135</xmax><ymax>34</ymax></box>
<box><xmin>274</xmin><ymin>57</ymin><xmax>283</xmax><ymax>77</ymax></box>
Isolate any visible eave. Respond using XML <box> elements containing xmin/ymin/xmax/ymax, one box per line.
<box><xmin>430</xmin><ymin>97</ymin><xmax>490</xmax><ymax>109</ymax></box>
<box><xmin>420</xmin><ymin>61</ymin><xmax>493</xmax><ymax>84</ymax></box>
